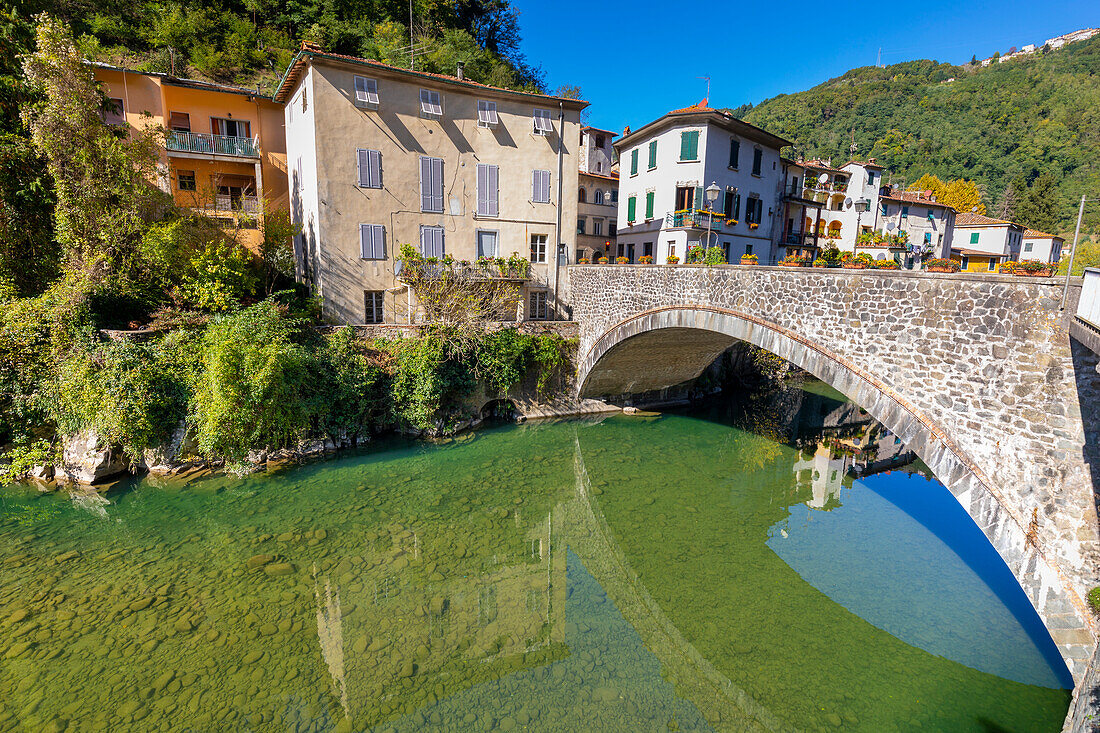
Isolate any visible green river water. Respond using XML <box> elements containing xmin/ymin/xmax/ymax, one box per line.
<box><xmin>0</xmin><ymin>381</ymin><xmax>1073</xmax><ymax>732</ymax></box>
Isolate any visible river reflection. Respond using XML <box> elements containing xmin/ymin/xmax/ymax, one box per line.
<box><xmin>0</xmin><ymin>380</ymin><xmax>1073</xmax><ymax>732</ymax></box>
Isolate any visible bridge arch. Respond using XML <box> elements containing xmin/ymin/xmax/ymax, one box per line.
<box><xmin>577</xmin><ymin>304</ymin><xmax>1094</xmax><ymax>680</ymax></box>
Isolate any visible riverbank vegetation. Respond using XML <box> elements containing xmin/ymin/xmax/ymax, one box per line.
<box><xmin>0</xmin><ymin>18</ymin><xmax>573</xmax><ymax>482</ymax></box>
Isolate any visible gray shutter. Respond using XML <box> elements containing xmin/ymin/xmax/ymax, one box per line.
<box><xmin>532</xmin><ymin>170</ymin><xmax>539</xmax><ymax>201</ymax></box>
<box><xmin>477</xmin><ymin>164</ymin><xmax>489</xmax><ymax>215</ymax></box>
<box><xmin>357</xmin><ymin>149</ymin><xmax>369</xmax><ymax>186</ymax></box>
<box><xmin>431</xmin><ymin>158</ymin><xmax>443</xmax><ymax>212</ymax></box>
<box><xmin>367</xmin><ymin>150</ymin><xmax>381</xmax><ymax>188</ymax></box>
<box><xmin>373</xmin><ymin>225</ymin><xmax>384</xmax><ymax>258</ymax></box>
<box><xmin>359</xmin><ymin>224</ymin><xmax>369</xmax><ymax>258</ymax></box>
<box><xmin>488</xmin><ymin>165</ymin><xmax>498</xmax><ymax>216</ymax></box>
<box><xmin>420</xmin><ymin>157</ymin><xmax>432</xmax><ymax>211</ymax></box>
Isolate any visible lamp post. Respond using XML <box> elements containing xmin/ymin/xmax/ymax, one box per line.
<box><xmin>704</xmin><ymin>182</ymin><xmax>721</xmax><ymax>257</ymax></box>
<box><xmin>854</xmin><ymin>197</ymin><xmax>869</xmax><ymax>257</ymax></box>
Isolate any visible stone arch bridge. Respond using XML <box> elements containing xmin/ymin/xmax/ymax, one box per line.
<box><xmin>567</xmin><ymin>264</ymin><xmax>1100</xmax><ymax>682</ymax></box>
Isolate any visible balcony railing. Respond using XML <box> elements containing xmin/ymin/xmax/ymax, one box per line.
<box><xmin>167</xmin><ymin>131</ymin><xmax>259</xmax><ymax>158</ymax></box>
<box><xmin>669</xmin><ymin>209</ymin><xmax>723</xmax><ymax>228</ymax></box>
<box><xmin>213</xmin><ymin>195</ymin><xmax>259</xmax><ymax>213</ymax></box>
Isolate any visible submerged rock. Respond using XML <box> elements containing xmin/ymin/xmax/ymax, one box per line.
<box><xmin>57</xmin><ymin>430</ymin><xmax>126</xmax><ymax>485</ymax></box>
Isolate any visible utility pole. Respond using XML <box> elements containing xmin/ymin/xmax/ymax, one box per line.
<box><xmin>409</xmin><ymin>0</ymin><xmax>415</xmax><ymax>70</ymax></box>
<box><xmin>877</xmin><ymin>48</ymin><xmax>882</xmax><ymax>67</ymax></box>
<box><xmin>696</xmin><ymin>76</ymin><xmax>710</xmax><ymax>103</ymax></box>
<box><xmin>1061</xmin><ymin>194</ymin><xmax>1096</xmax><ymax>310</ymax></box>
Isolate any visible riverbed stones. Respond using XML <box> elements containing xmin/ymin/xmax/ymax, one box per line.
<box><xmin>263</xmin><ymin>562</ymin><xmax>294</xmax><ymax>577</ymax></box>
<box><xmin>246</xmin><ymin>554</ymin><xmax>275</xmax><ymax>571</ymax></box>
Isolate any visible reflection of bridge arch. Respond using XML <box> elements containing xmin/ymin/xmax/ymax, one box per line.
<box><xmin>576</xmin><ymin>305</ymin><xmax>1092</xmax><ymax>679</ymax></box>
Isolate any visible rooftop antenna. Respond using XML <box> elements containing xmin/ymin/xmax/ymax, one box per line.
<box><xmin>409</xmin><ymin>0</ymin><xmax>415</xmax><ymax>70</ymax></box>
<box><xmin>696</xmin><ymin>76</ymin><xmax>710</xmax><ymax>104</ymax></box>
<box><xmin>877</xmin><ymin>48</ymin><xmax>882</xmax><ymax>67</ymax></box>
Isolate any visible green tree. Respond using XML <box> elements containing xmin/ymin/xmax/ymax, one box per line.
<box><xmin>1016</xmin><ymin>172</ymin><xmax>1062</xmax><ymax>233</ymax></box>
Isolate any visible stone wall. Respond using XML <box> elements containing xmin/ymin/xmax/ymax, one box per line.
<box><xmin>568</xmin><ymin>263</ymin><xmax>1100</xmax><ymax>681</ymax></box>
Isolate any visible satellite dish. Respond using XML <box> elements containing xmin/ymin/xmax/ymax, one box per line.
<box><xmin>844</xmin><ymin>197</ymin><xmax>854</xmax><ymax>209</ymax></box>
<box><xmin>924</xmin><ymin>189</ymin><xmax>934</xmax><ymax>198</ymax></box>
<box><xmin>886</xmin><ymin>222</ymin><xmax>896</xmax><ymax>231</ymax></box>
<box><xmin>818</xmin><ymin>173</ymin><xmax>829</xmax><ymax>184</ymax></box>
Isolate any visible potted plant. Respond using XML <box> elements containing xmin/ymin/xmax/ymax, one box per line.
<box><xmin>638</xmin><ymin>254</ymin><xmax>654</xmax><ymax>264</ymax></box>
<box><xmin>925</xmin><ymin>258</ymin><xmax>961</xmax><ymax>273</ymax></box>
<box><xmin>748</xmin><ymin>222</ymin><xmax>759</xmax><ymax>230</ymax></box>
<box><xmin>999</xmin><ymin>260</ymin><xmax>1017</xmax><ymax>274</ymax></box>
<box><xmin>684</xmin><ymin>245</ymin><xmax>705</xmax><ymax>264</ymax></box>
<box><xmin>870</xmin><ymin>259</ymin><xmax>901</xmax><ymax>270</ymax></box>
<box><xmin>741</xmin><ymin>253</ymin><xmax>759</xmax><ymax>265</ymax></box>
<box><xmin>666</xmin><ymin>255</ymin><xmax>680</xmax><ymax>264</ymax></box>
<box><xmin>597</xmin><ymin>256</ymin><xmax>609</xmax><ymax>264</ymax></box>
<box><xmin>779</xmin><ymin>254</ymin><xmax>810</xmax><ymax>267</ymax></box>
<box><xmin>841</xmin><ymin>252</ymin><xmax>872</xmax><ymax>269</ymax></box>
<box><xmin>1014</xmin><ymin>260</ymin><xmax>1055</xmax><ymax>277</ymax></box>
<box><xmin>615</xmin><ymin>256</ymin><xmax>630</xmax><ymax>264</ymax></box>
<box><xmin>812</xmin><ymin>258</ymin><xmax>829</xmax><ymax>268</ymax></box>
<box><xmin>577</xmin><ymin>257</ymin><xmax>590</xmax><ymax>264</ymax></box>
<box><xmin>727</xmin><ymin>219</ymin><xmax>738</xmax><ymax>226</ymax></box>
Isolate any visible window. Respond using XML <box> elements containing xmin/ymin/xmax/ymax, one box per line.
<box><xmin>102</xmin><ymin>97</ymin><xmax>125</xmax><ymax>125</ymax></box>
<box><xmin>594</xmin><ymin>190</ymin><xmax>604</xmax><ymax>205</ymax></box>
<box><xmin>577</xmin><ymin>218</ymin><xmax>586</xmax><ymax>235</ymax></box>
<box><xmin>301</xmin><ymin>87</ymin><xmax>308</xmax><ymax>112</ymax></box>
<box><xmin>645</xmin><ymin>191</ymin><xmax>655</xmax><ymax>220</ymax></box>
<box><xmin>987</xmin><ymin>258</ymin><xmax>997</xmax><ymax>271</ymax></box>
<box><xmin>630</xmin><ymin>149</ymin><xmax>639</xmax><ymax>176</ymax></box>
<box><xmin>970</xmin><ymin>232</ymin><xmax>980</xmax><ymax>244</ymax></box>
<box><xmin>745</xmin><ymin>243</ymin><xmax>753</xmax><ymax>256</ymax></box>
<box><xmin>533</xmin><ymin>109</ymin><xmax>553</xmax><ymax>134</ymax></box>
<box><xmin>627</xmin><ymin>196</ymin><xmax>637</xmax><ymax>223</ymax></box>
<box><xmin>961</xmin><ymin>256</ymin><xmax>970</xmax><ymax>269</ymax></box>
<box><xmin>579</xmin><ymin>188</ymin><xmax>587</xmax><ymax>203</ymax></box>
<box><xmin>529</xmin><ymin>291</ymin><xmax>548</xmax><ymax>320</ymax></box>
<box><xmin>420</xmin><ymin>225</ymin><xmax>445</xmax><ymax>257</ymax></box>
<box><xmin>419</xmin><ymin>156</ymin><xmax>444</xmax><ymax>212</ymax></box>
<box><xmin>364</xmin><ymin>291</ymin><xmax>384</xmax><ymax>324</ymax></box>
<box><xmin>477</xmin><ymin>100</ymin><xmax>498</xmax><ymax>126</ymax></box>
<box><xmin>593</xmin><ymin>220</ymin><xmax>602</xmax><ymax>236</ymax></box>
<box><xmin>476</xmin><ymin>230</ymin><xmax>499</xmax><ymax>258</ymax></box>
<box><xmin>476</xmin><ymin>163</ymin><xmax>499</xmax><ymax>217</ymax></box>
<box><xmin>1024</xmin><ymin>242</ymin><xmax>1034</xmax><ymax>252</ymax></box>
<box><xmin>177</xmin><ymin>170</ymin><xmax>196</xmax><ymax>191</ymax></box>
<box><xmin>668</xmin><ymin>244</ymin><xmax>677</xmax><ymax>258</ymax></box>
<box><xmin>648</xmin><ymin>140</ymin><xmax>658</xmax><ymax>169</ymax></box>
<box><xmin>420</xmin><ymin>89</ymin><xmax>442</xmax><ymax>116</ymax></box>
<box><xmin>723</xmin><ymin>190</ymin><xmax>736</xmax><ymax>218</ymax></box>
<box><xmin>729</xmin><ymin>139</ymin><xmax>740</xmax><ymax>168</ymax></box>
<box><xmin>745</xmin><ymin>197</ymin><xmax>763</xmax><ymax>224</ymax></box>
<box><xmin>680</xmin><ymin>130</ymin><xmax>700</xmax><ymax>161</ymax></box>
<box><xmin>169</xmin><ymin>112</ymin><xmax>190</xmax><ymax>132</ymax></box>
<box><xmin>609</xmin><ymin>221</ymin><xmax>617</xmax><ymax>236</ymax></box>
<box><xmin>643</xmin><ymin>242</ymin><xmax>653</xmax><ymax>257</ymax></box>
<box><xmin>354</xmin><ymin>76</ymin><xmax>379</xmax><ymax>106</ymax></box>
<box><xmin>611</xmin><ymin>190</ymin><xmax>618</xmax><ymax>203</ymax></box>
<box><xmin>596</xmin><ymin>162</ymin><xmax>603</xmax><ymax>173</ymax></box>
<box><xmin>901</xmin><ymin>205</ymin><xmax>909</xmax><ymax>218</ymax></box>
<box><xmin>595</xmin><ymin>135</ymin><xmax>605</xmax><ymax>148</ymax></box>
<box><xmin>752</xmin><ymin>148</ymin><xmax>763</xmax><ymax>176</ymax></box>
<box><xmin>211</xmin><ymin>118</ymin><xmax>250</xmax><ymax>138</ymax></box>
<box><xmin>532</xmin><ymin>170</ymin><xmax>551</xmax><ymax>203</ymax></box>
<box><xmin>530</xmin><ymin>234</ymin><xmax>548</xmax><ymax>263</ymax></box>
<box><xmin>868</xmin><ymin>171</ymin><xmax>876</xmax><ymax>186</ymax></box>
<box><xmin>924</xmin><ymin>232</ymin><xmax>932</xmax><ymax>245</ymax></box>
<box><xmin>359</xmin><ymin>223</ymin><xmax>385</xmax><ymax>259</ymax></box>
<box><xmin>357</xmin><ymin>149</ymin><xmax>382</xmax><ymax>188</ymax></box>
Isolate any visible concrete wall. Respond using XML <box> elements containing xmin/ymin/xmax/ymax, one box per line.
<box><xmin>288</xmin><ymin>58</ymin><xmax>583</xmax><ymax>324</ymax></box>
<box><xmin>567</xmin><ymin>264</ymin><xmax>1100</xmax><ymax>681</ymax></box>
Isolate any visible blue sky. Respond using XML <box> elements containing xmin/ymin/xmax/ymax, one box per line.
<box><xmin>513</xmin><ymin>0</ymin><xmax>1098</xmax><ymax>135</ymax></box>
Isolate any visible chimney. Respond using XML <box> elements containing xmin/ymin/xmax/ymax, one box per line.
<box><xmin>868</xmin><ymin>157</ymin><xmax>877</xmax><ymax>164</ymax></box>
<box><xmin>301</xmin><ymin>40</ymin><xmax>322</xmax><ymax>52</ymax></box>
<box><xmin>456</xmin><ymin>62</ymin><xmax>464</xmax><ymax>80</ymax></box>
<box><xmin>623</xmin><ymin>125</ymin><xmax>630</xmax><ymax>136</ymax></box>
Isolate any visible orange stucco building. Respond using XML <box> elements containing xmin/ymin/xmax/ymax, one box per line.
<box><xmin>91</xmin><ymin>63</ymin><xmax>288</xmax><ymax>250</ymax></box>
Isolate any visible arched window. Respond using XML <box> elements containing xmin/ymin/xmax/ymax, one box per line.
<box><xmin>578</xmin><ymin>188</ymin><xmax>587</xmax><ymax>203</ymax></box>
<box><xmin>594</xmin><ymin>190</ymin><xmax>604</xmax><ymax>205</ymax></box>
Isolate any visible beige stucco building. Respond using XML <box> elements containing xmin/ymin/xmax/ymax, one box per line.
<box><xmin>577</xmin><ymin>126</ymin><xmax>619</xmax><ymax>261</ymax></box>
<box><xmin>275</xmin><ymin>46</ymin><xmax>586</xmax><ymax>324</ymax></box>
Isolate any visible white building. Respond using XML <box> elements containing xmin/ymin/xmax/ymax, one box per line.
<box><xmin>1022</xmin><ymin>229</ymin><xmax>1065</xmax><ymax>264</ymax></box>
<box><xmin>1044</xmin><ymin>29</ymin><xmax>1098</xmax><ymax>50</ymax></box>
<box><xmin>779</xmin><ymin>159</ymin><xmax>885</xmax><ymax>256</ymax></box>
<box><xmin>613</xmin><ymin>103</ymin><xmax>791</xmax><ymax>265</ymax></box>
<box><xmin>874</xmin><ymin>191</ymin><xmax>957</xmax><ymax>267</ymax></box>
<box><xmin>950</xmin><ymin>212</ymin><xmax>1025</xmax><ymax>272</ymax></box>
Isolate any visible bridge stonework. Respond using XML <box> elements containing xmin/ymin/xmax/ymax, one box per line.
<box><xmin>568</xmin><ymin>264</ymin><xmax>1100</xmax><ymax>680</ymax></box>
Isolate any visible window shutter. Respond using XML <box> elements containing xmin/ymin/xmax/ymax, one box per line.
<box><xmin>694</xmin><ymin>186</ymin><xmax>703</xmax><ymax>211</ymax></box>
<box><xmin>432</xmin><ymin>158</ymin><xmax>444</xmax><ymax>212</ymax></box>
<box><xmin>970</xmin><ymin>232</ymin><xmax>979</xmax><ymax>244</ymax></box>
<box><xmin>420</xmin><ymin>157</ymin><xmax>432</xmax><ymax>211</ymax></box>
<box><xmin>532</xmin><ymin>171</ymin><xmax>538</xmax><ymax>201</ymax></box>
<box><xmin>360</xmin><ymin>224</ymin><xmax>370</xmax><ymax>258</ymax></box>
<box><xmin>734</xmin><ymin>194</ymin><xmax>741</xmax><ymax>219</ymax></box>
<box><xmin>729</xmin><ymin>139</ymin><xmax>739</xmax><ymax>167</ymax></box>
<box><xmin>477</xmin><ymin>164</ymin><xmax>489</xmax><ymax>215</ymax></box>
<box><xmin>488</xmin><ymin>165</ymin><xmax>499</xmax><ymax>216</ymax></box>
<box><xmin>630</xmin><ymin>150</ymin><xmax>638</xmax><ymax>175</ymax></box>
<box><xmin>648</xmin><ymin>140</ymin><xmax>657</xmax><ymax>168</ymax></box>
<box><xmin>627</xmin><ymin>196</ymin><xmax>636</xmax><ymax>222</ymax></box>
<box><xmin>357</xmin><ymin>149</ymin><xmax>369</xmax><ymax>187</ymax></box>
<box><xmin>645</xmin><ymin>191</ymin><xmax>654</xmax><ymax>219</ymax></box>
<box><xmin>367</xmin><ymin>150</ymin><xmax>381</xmax><ymax>188</ymax></box>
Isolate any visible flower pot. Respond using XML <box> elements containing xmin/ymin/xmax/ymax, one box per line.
<box><xmin>927</xmin><ymin>266</ymin><xmax>955</xmax><ymax>273</ymax></box>
<box><xmin>842</xmin><ymin>264</ymin><xmax>868</xmax><ymax>269</ymax></box>
<box><xmin>779</xmin><ymin>261</ymin><xmax>806</xmax><ymax>267</ymax></box>
<box><xmin>1014</xmin><ymin>268</ymin><xmax>1053</xmax><ymax>277</ymax></box>
<box><xmin>812</xmin><ymin>263</ymin><xmax>829</xmax><ymax>268</ymax></box>
<box><xmin>740</xmin><ymin>258</ymin><xmax>757</xmax><ymax>265</ymax></box>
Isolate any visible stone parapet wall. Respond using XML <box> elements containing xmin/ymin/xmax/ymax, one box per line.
<box><xmin>568</xmin><ymin>263</ymin><xmax>1100</xmax><ymax>682</ymax></box>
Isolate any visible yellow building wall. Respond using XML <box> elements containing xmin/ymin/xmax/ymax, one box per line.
<box><xmin>951</xmin><ymin>255</ymin><xmax>1000</xmax><ymax>273</ymax></box>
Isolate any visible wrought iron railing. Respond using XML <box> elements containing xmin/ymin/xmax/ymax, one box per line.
<box><xmin>213</xmin><ymin>195</ymin><xmax>259</xmax><ymax>213</ymax></box>
<box><xmin>669</xmin><ymin>209</ymin><xmax>723</xmax><ymax>228</ymax></box>
<box><xmin>167</xmin><ymin>131</ymin><xmax>259</xmax><ymax>157</ymax></box>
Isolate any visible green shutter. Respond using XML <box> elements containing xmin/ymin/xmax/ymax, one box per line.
<box><xmin>733</xmin><ymin>194</ymin><xmax>741</xmax><ymax>219</ymax></box>
<box><xmin>970</xmin><ymin>232</ymin><xmax>979</xmax><ymax>244</ymax></box>
<box><xmin>680</xmin><ymin>130</ymin><xmax>699</xmax><ymax>161</ymax></box>
<box><xmin>630</xmin><ymin>149</ymin><xmax>638</xmax><ymax>175</ymax></box>
<box><xmin>627</xmin><ymin>196</ymin><xmax>637</xmax><ymax>222</ymax></box>
<box><xmin>645</xmin><ymin>191</ymin><xmax>654</xmax><ymax>219</ymax></box>
<box><xmin>648</xmin><ymin>140</ymin><xmax>657</xmax><ymax>169</ymax></box>
<box><xmin>694</xmin><ymin>186</ymin><xmax>703</xmax><ymax>211</ymax></box>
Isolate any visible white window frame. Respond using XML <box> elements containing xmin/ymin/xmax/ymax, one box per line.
<box><xmin>420</xmin><ymin>225</ymin><xmax>445</xmax><ymax>258</ymax></box>
<box><xmin>533</xmin><ymin>109</ymin><xmax>553</xmax><ymax>134</ymax></box>
<box><xmin>593</xmin><ymin>219</ymin><xmax>603</xmax><ymax>236</ymax></box>
<box><xmin>420</xmin><ymin>89</ymin><xmax>443</xmax><ymax>117</ymax></box>
<box><xmin>532</xmin><ymin>169</ymin><xmax>551</xmax><ymax>203</ymax></box>
<box><xmin>477</xmin><ymin>100</ymin><xmax>498</xmax><ymax>127</ymax></box>
<box><xmin>354</xmin><ymin>76</ymin><xmax>379</xmax><ymax>107</ymax></box>
<box><xmin>529</xmin><ymin>291</ymin><xmax>548</xmax><ymax>320</ymax></box>
<box><xmin>476</xmin><ymin>163</ymin><xmax>499</xmax><ymax>217</ymax></box>
<box><xmin>594</xmin><ymin>189</ymin><xmax>604</xmax><ymax>205</ymax></box>
<box><xmin>476</xmin><ymin>229</ymin><xmax>499</xmax><ymax>259</ymax></box>
<box><xmin>359</xmin><ymin>223</ymin><xmax>385</xmax><ymax>260</ymax></box>
<box><xmin>530</xmin><ymin>233</ymin><xmax>548</xmax><ymax>263</ymax></box>
<box><xmin>356</xmin><ymin>148</ymin><xmax>382</xmax><ymax>188</ymax></box>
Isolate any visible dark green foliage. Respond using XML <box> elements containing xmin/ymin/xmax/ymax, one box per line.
<box><xmin>1088</xmin><ymin>587</ymin><xmax>1100</xmax><ymax>616</ymax></box>
<box><xmin>742</xmin><ymin>36</ymin><xmax>1100</xmax><ymax>234</ymax></box>
<box><xmin>387</xmin><ymin>332</ymin><xmax>476</xmax><ymax>432</ymax></box>
<box><xmin>311</xmin><ymin>327</ymin><xmax>387</xmax><ymax>444</ymax></box>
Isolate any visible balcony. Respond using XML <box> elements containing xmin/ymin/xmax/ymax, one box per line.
<box><xmin>167</xmin><ymin>131</ymin><xmax>259</xmax><ymax>158</ymax></box>
<box><xmin>669</xmin><ymin>209</ymin><xmax>724</xmax><ymax>229</ymax></box>
<box><xmin>213</xmin><ymin>195</ymin><xmax>259</xmax><ymax>214</ymax></box>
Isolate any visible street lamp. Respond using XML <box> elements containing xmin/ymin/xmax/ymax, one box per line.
<box><xmin>704</xmin><ymin>182</ymin><xmax>721</xmax><ymax>256</ymax></box>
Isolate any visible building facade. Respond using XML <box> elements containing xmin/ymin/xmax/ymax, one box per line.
<box><xmin>613</xmin><ymin>104</ymin><xmax>791</xmax><ymax>265</ymax></box>
<box><xmin>950</xmin><ymin>212</ymin><xmax>1025</xmax><ymax>272</ymax></box>
<box><xmin>1022</xmin><ymin>229</ymin><xmax>1065</xmax><ymax>264</ymax></box>
<box><xmin>778</xmin><ymin>159</ymin><xmax>885</xmax><ymax>257</ymax></box>
<box><xmin>275</xmin><ymin>47</ymin><xmax>585</xmax><ymax>324</ymax></box>
<box><xmin>874</xmin><ymin>191</ymin><xmax>957</xmax><ymax>267</ymax></box>
<box><xmin>577</xmin><ymin>126</ymin><xmax>618</xmax><ymax>262</ymax></box>
<box><xmin>91</xmin><ymin>63</ymin><xmax>288</xmax><ymax>250</ymax></box>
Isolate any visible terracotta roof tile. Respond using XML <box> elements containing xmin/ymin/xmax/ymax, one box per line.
<box><xmin>954</xmin><ymin>212</ymin><xmax>1016</xmax><ymax>227</ymax></box>
<box><xmin>1024</xmin><ymin>228</ymin><xmax>1062</xmax><ymax>239</ymax></box>
<box><xmin>880</xmin><ymin>191</ymin><xmax>956</xmax><ymax>210</ymax></box>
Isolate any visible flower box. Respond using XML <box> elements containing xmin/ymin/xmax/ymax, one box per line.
<box><xmin>597</xmin><ymin>257</ymin><xmax>609</xmax><ymax>264</ymax></box>
<box><xmin>615</xmin><ymin>256</ymin><xmax>629</xmax><ymax>264</ymax></box>
<box><xmin>740</xmin><ymin>255</ymin><xmax>758</xmax><ymax>265</ymax></box>
<box><xmin>638</xmin><ymin>255</ymin><xmax>654</xmax><ymax>264</ymax></box>
<box><xmin>842</xmin><ymin>263</ymin><xmax>868</xmax><ymax>269</ymax></box>
<box><xmin>925</xmin><ymin>258</ymin><xmax>961</xmax><ymax>273</ymax></box>
<box><xmin>666</xmin><ymin>255</ymin><xmax>680</xmax><ymax>264</ymax></box>
<box><xmin>1014</xmin><ymin>268</ymin><xmax>1054</xmax><ymax>277</ymax></box>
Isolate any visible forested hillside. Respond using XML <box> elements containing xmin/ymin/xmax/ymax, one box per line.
<box><xmin>10</xmin><ymin>0</ymin><xmax>543</xmax><ymax>93</ymax></box>
<box><xmin>739</xmin><ymin>36</ymin><xmax>1100</xmax><ymax>235</ymax></box>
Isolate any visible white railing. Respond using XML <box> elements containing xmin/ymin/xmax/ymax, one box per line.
<box><xmin>1078</xmin><ymin>268</ymin><xmax>1100</xmax><ymax>328</ymax></box>
<box><xmin>166</xmin><ymin>131</ymin><xmax>259</xmax><ymax>157</ymax></box>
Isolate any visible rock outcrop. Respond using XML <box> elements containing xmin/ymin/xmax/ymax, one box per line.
<box><xmin>57</xmin><ymin>430</ymin><xmax>126</xmax><ymax>484</ymax></box>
